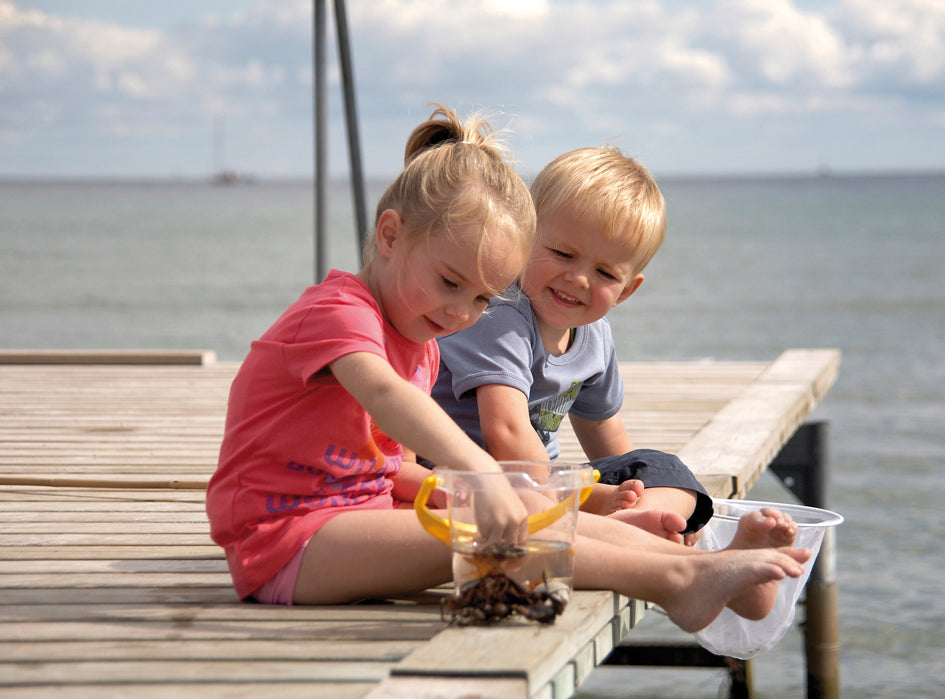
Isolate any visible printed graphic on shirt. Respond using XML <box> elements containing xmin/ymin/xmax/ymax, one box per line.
<box><xmin>531</xmin><ymin>380</ymin><xmax>582</xmax><ymax>444</ymax></box>
<box><xmin>267</xmin><ymin>446</ymin><xmax>401</xmax><ymax>514</ymax></box>
<box><xmin>263</xmin><ymin>356</ymin><xmax>431</xmax><ymax>516</ymax></box>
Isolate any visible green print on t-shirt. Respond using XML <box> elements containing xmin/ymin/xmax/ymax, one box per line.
<box><xmin>532</xmin><ymin>380</ymin><xmax>582</xmax><ymax>443</ymax></box>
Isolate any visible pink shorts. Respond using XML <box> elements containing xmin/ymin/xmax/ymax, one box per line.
<box><xmin>251</xmin><ymin>537</ymin><xmax>312</xmax><ymax>606</ymax></box>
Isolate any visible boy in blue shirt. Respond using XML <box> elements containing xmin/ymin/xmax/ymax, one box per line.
<box><xmin>433</xmin><ymin>146</ymin><xmax>712</xmax><ymax>542</ymax></box>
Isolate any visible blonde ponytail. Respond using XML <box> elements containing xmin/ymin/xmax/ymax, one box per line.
<box><xmin>365</xmin><ymin>105</ymin><xmax>535</xmax><ymax>283</ymax></box>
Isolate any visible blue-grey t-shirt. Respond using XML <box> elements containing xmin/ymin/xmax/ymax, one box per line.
<box><xmin>433</xmin><ymin>286</ymin><xmax>623</xmax><ymax>460</ymax></box>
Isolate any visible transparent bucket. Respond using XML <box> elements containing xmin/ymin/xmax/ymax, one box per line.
<box><xmin>693</xmin><ymin>498</ymin><xmax>843</xmax><ymax>658</ymax></box>
<box><xmin>415</xmin><ymin>461</ymin><xmax>596</xmax><ymax>623</ymax></box>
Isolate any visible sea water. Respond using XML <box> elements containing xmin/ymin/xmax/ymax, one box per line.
<box><xmin>2</xmin><ymin>173</ymin><xmax>944</xmax><ymax>697</ymax></box>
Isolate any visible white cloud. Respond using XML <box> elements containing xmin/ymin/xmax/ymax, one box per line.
<box><xmin>838</xmin><ymin>0</ymin><xmax>945</xmax><ymax>83</ymax></box>
<box><xmin>0</xmin><ymin>0</ymin><xmax>943</xmax><ymax>176</ymax></box>
<box><xmin>712</xmin><ymin>0</ymin><xmax>852</xmax><ymax>87</ymax></box>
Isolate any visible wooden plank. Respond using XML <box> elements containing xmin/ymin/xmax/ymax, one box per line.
<box><xmin>677</xmin><ymin>349</ymin><xmax>841</xmax><ymax>497</ymax></box>
<box><xmin>0</xmin><ymin>638</ymin><xmax>423</xmax><ymax>662</ymax></box>
<box><xmin>0</xmin><ymin>546</ymin><xmax>223</xmax><ymax>560</ymax></box>
<box><xmin>3</xmin><ymin>559</ymin><xmax>228</xmax><ymax>575</ymax></box>
<box><xmin>0</xmin><ymin>659</ymin><xmax>396</xmax><ymax>685</ymax></box>
<box><xmin>2</xmin><ymin>618</ymin><xmax>445</xmax><ymax>642</ymax></box>
<box><xmin>557</xmin><ymin>361</ymin><xmax>766</xmax><ymax>461</ymax></box>
<box><xmin>0</xmin><ymin>507</ymin><xmax>211</xmax><ymax>521</ymax></box>
<box><xmin>366</xmin><ymin>676</ymin><xmax>528</xmax><ymax>698</ymax></box>
<box><xmin>0</xmin><ymin>533</ymin><xmax>216</xmax><ymax>546</ymax></box>
<box><xmin>0</xmin><ymin>602</ymin><xmax>449</xmax><ymax>625</ymax></box>
<box><xmin>0</xmin><ymin>587</ymin><xmax>241</xmax><ymax>606</ymax></box>
<box><xmin>0</xmin><ymin>684</ymin><xmax>375</xmax><ymax>699</ymax></box>
<box><xmin>0</xmin><ymin>349</ymin><xmax>217</xmax><ymax>365</ymax></box>
<box><xmin>0</xmin><ymin>475</ymin><xmax>210</xmax><ymax>489</ymax></box>
<box><xmin>389</xmin><ymin>590</ymin><xmax>624</xmax><ymax>697</ymax></box>
<box><xmin>0</xmin><ymin>487</ymin><xmax>207</xmax><ymax>503</ymax></box>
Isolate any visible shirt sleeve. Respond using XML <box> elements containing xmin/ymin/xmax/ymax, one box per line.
<box><xmin>569</xmin><ymin>321</ymin><xmax>624</xmax><ymax>421</ymax></box>
<box><xmin>438</xmin><ymin>301</ymin><xmax>538</xmax><ymax>400</ymax></box>
<box><xmin>275</xmin><ymin>284</ymin><xmax>388</xmax><ymax>386</ymax></box>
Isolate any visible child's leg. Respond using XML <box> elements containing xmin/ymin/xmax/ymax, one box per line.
<box><xmin>589</xmin><ymin>450</ymin><xmax>714</xmax><ymax>534</ymax></box>
<box><xmin>290</xmin><ymin>504</ymin><xmax>809</xmax><ymax>635</ymax></box>
<box><xmin>634</xmin><ymin>486</ymin><xmax>698</xmax><ymax>521</ymax></box>
<box><xmin>575</xmin><ymin>507</ymin><xmax>811</xmax><ymax>625</ymax></box>
<box><xmin>292</xmin><ymin>509</ymin><xmax>452</xmax><ymax>604</ymax></box>
<box><xmin>571</xmin><ymin>533</ymin><xmax>810</xmax><ymax>633</ymax></box>
<box><xmin>606</xmin><ymin>506</ymin><xmax>688</xmax><ymax>544</ymax></box>
<box><xmin>576</xmin><ymin>506</ymin><xmax>800</xmax><ymax>555</ymax></box>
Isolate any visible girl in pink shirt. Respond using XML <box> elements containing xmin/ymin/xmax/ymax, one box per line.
<box><xmin>206</xmin><ymin>105</ymin><xmax>810</xmax><ymax>634</ymax></box>
<box><xmin>207</xmin><ymin>105</ymin><xmax>534</xmax><ymax>603</ymax></box>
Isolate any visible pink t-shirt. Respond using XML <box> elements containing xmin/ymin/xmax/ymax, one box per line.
<box><xmin>206</xmin><ymin>270</ymin><xmax>439</xmax><ymax>599</ymax></box>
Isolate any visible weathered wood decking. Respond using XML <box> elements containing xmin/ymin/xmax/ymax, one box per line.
<box><xmin>0</xmin><ymin>348</ymin><xmax>840</xmax><ymax>697</ymax></box>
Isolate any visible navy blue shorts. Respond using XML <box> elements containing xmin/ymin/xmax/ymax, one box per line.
<box><xmin>589</xmin><ymin>449</ymin><xmax>714</xmax><ymax>534</ymax></box>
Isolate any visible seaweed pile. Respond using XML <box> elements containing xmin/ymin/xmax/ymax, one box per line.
<box><xmin>442</xmin><ymin>570</ymin><xmax>568</xmax><ymax>625</ymax></box>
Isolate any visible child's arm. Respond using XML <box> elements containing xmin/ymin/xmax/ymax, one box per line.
<box><xmin>569</xmin><ymin>413</ymin><xmax>634</xmax><ymax>461</ymax></box>
<box><xmin>332</xmin><ymin>352</ymin><xmax>500</xmax><ymax>474</ymax></box>
<box><xmin>390</xmin><ymin>450</ymin><xmax>441</xmax><ymax>506</ymax></box>
<box><xmin>476</xmin><ymin>383</ymin><xmax>551</xmax><ymax>462</ymax></box>
<box><xmin>329</xmin><ymin>351</ymin><xmax>527</xmax><ymax>541</ymax></box>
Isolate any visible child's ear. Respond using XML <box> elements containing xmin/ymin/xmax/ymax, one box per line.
<box><xmin>375</xmin><ymin>209</ymin><xmax>404</xmax><ymax>259</ymax></box>
<box><xmin>615</xmin><ymin>274</ymin><xmax>645</xmax><ymax>306</ymax></box>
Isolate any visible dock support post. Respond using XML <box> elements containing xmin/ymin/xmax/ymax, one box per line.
<box><xmin>313</xmin><ymin>0</ymin><xmax>327</xmax><ymax>283</ymax></box>
<box><xmin>770</xmin><ymin>421</ymin><xmax>840</xmax><ymax>699</ymax></box>
<box><xmin>313</xmin><ymin>0</ymin><xmax>367</xmax><ymax>281</ymax></box>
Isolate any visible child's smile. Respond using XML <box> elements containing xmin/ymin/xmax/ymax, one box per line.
<box><xmin>549</xmin><ymin>287</ymin><xmax>584</xmax><ymax>308</ymax></box>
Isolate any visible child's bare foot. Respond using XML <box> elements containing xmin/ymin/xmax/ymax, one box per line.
<box><xmin>725</xmin><ymin>545</ymin><xmax>811</xmax><ymax>619</ymax></box>
<box><xmin>658</xmin><ymin>546</ymin><xmax>810</xmax><ymax>632</ymax></box>
<box><xmin>607</xmin><ymin>508</ymin><xmax>687</xmax><ymax>544</ymax></box>
<box><xmin>614</xmin><ymin>479</ymin><xmax>644</xmax><ymax>510</ymax></box>
<box><xmin>728</xmin><ymin>507</ymin><xmax>798</xmax><ymax>550</ymax></box>
<box><xmin>582</xmin><ymin>480</ymin><xmax>644</xmax><ymax>516</ymax></box>
<box><xmin>719</xmin><ymin>508</ymin><xmax>804</xmax><ymax>619</ymax></box>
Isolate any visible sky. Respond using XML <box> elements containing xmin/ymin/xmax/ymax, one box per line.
<box><xmin>1</xmin><ymin>0</ymin><xmax>944</xmax><ymax>180</ymax></box>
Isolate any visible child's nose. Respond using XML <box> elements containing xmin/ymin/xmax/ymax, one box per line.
<box><xmin>565</xmin><ymin>267</ymin><xmax>590</xmax><ymax>288</ymax></box>
<box><xmin>444</xmin><ymin>302</ymin><xmax>470</xmax><ymax>323</ymax></box>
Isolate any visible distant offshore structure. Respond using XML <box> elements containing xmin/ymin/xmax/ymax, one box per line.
<box><xmin>210</xmin><ymin>114</ymin><xmax>255</xmax><ymax>185</ymax></box>
<box><xmin>210</xmin><ymin>169</ymin><xmax>256</xmax><ymax>186</ymax></box>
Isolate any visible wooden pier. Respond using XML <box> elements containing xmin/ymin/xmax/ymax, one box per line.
<box><xmin>0</xmin><ymin>348</ymin><xmax>840</xmax><ymax>697</ymax></box>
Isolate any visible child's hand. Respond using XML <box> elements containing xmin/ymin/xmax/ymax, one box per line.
<box><xmin>474</xmin><ymin>478</ymin><xmax>529</xmax><ymax>548</ymax></box>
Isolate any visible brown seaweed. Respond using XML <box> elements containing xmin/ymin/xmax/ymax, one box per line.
<box><xmin>442</xmin><ymin>547</ymin><xmax>568</xmax><ymax>626</ymax></box>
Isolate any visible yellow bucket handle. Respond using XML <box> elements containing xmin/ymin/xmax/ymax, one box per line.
<box><xmin>414</xmin><ymin>469</ymin><xmax>600</xmax><ymax>546</ymax></box>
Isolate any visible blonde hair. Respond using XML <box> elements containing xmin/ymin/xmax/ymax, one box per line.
<box><xmin>530</xmin><ymin>146</ymin><xmax>666</xmax><ymax>275</ymax></box>
<box><xmin>366</xmin><ymin>104</ymin><xmax>535</xmax><ymax>291</ymax></box>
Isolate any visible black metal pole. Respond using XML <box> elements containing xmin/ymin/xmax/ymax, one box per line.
<box><xmin>313</xmin><ymin>0</ymin><xmax>327</xmax><ymax>283</ymax></box>
<box><xmin>333</xmin><ymin>0</ymin><xmax>368</xmax><ymax>256</ymax></box>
